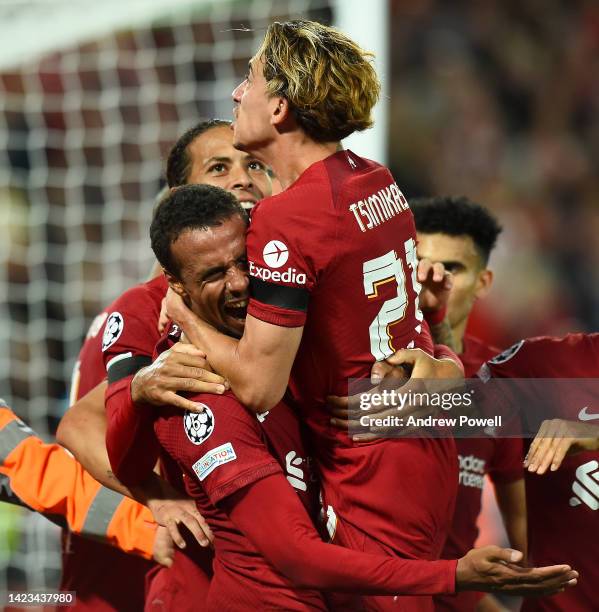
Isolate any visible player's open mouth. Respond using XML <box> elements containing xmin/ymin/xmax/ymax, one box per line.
<box><xmin>224</xmin><ymin>299</ymin><xmax>248</xmax><ymax>320</ymax></box>
<box><xmin>238</xmin><ymin>200</ymin><xmax>256</xmax><ymax>210</ymax></box>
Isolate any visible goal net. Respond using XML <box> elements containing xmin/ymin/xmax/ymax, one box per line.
<box><xmin>0</xmin><ymin>0</ymin><xmax>346</xmax><ymax>593</ymax></box>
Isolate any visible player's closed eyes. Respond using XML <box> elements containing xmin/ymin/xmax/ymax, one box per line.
<box><xmin>203</xmin><ymin>260</ymin><xmax>248</xmax><ymax>283</ymax></box>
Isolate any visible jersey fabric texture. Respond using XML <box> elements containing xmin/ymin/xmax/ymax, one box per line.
<box><xmin>246</xmin><ymin>150</ymin><xmax>456</xmax><ymax>611</ymax></box>
<box><xmin>435</xmin><ymin>335</ymin><xmax>523</xmax><ymax>612</ymax></box>
<box><xmin>479</xmin><ymin>333</ymin><xmax>599</xmax><ymax>612</ymax></box>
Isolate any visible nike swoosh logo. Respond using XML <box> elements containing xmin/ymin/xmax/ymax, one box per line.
<box><xmin>578</xmin><ymin>407</ymin><xmax>599</xmax><ymax>421</ymax></box>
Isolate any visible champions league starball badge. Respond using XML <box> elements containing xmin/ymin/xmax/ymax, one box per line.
<box><xmin>102</xmin><ymin>312</ymin><xmax>124</xmax><ymax>352</ymax></box>
<box><xmin>183</xmin><ymin>406</ymin><xmax>215</xmax><ymax>445</ymax></box>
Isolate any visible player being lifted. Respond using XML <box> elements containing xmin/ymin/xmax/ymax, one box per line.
<box><xmin>109</xmin><ymin>21</ymin><xmax>461</xmax><ymax>611</ymax></box>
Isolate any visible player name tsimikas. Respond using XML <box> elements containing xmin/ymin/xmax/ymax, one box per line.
<box><xmin>349</xmin><ymin>182</ymin><xmax>410</xmax><ymax>233</ymax></box>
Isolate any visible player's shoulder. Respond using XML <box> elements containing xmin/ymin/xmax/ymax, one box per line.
<box><xmin>108</xmin><ymin>275</ymin><xmax>167</xmax><ymax>311</ymax></box>
<box><xmin>155</xmin><ymin>391</ymin><xmax>262</xmax><ymax>455</ymax></box>
<box><xmin>481</xmin><ymin>332</ymin><xmax>597</xmax><ymax>378</ymax></box>
<box><xmin>463</xmin><ymin>334</ymin><xmax>501</xmax><ymax>362</ymax></box>
<box><xmin>184</xmin><ymin>391</ymin><xmax>261</xmax><ymax>432</ymax></box>
<box><xmin>100</xmin><ymin>278</ymin><xmax>167</xmax><ymax>355</ymax></box>
<box><xmin>513</xmin><ymin>333</ymin><xmax>595</xmax><ymax>363</ymax></box>
<box><xmin>252</xmin><ymin>170</ymin><xmax>331</xmax><ymax>222</ymax></box>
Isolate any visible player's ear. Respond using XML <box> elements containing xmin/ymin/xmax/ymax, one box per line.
<box><xmin>164</xmin><ymin>271</ymin><xmax>188</xmax><ymax>300</ymax></box>
<box><xmin>475</xmin><ymin>268</ymin><xmax>493</xmax><ymax>299</ymax></box>
<box><xmin>270</xmin><ymin>96</ymin><xmax>291</xmax><ymax>127</ymax></box>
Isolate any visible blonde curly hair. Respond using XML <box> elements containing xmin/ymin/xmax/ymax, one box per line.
<box><xmin>253</xmin><ymin>20</ymin><xmax>380</xmax><ymax>142</ymax></box>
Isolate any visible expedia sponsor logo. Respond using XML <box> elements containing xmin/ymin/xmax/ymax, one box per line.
<box><xmin>458</xmin><ymin>454</ymin><xmax>486</xmax><ymax>489</ymax></box>
<box><xmin>263</xmin><ymin>240</ymin><xmax>289</xmax><ymax>268</ymax></box>
<box><xmin>249</xmin><ymin>261</ymin><xmax>307</xmax><ymax>285</ymax></box>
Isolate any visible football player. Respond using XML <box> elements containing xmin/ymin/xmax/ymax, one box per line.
<box><xmin>153</xmin><ymin>22</ymin><xmax>459</xmax><ymax>611</ymax></box>
<box><xmin>411</xmin><ymin>196</ymin><xmax>526</xmax><ymax>612</ymax></box>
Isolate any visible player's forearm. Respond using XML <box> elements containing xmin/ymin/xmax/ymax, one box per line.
<box><xmin>178</xmin><ymin>310</ymin><xmax>288</xmax><ymax>412</ymax></box>
<box><xmin>105</xmin><ymin>376</ymin><xmax>160</xmax><ymax>485</ymax></box>
<box><xmin>226</xmin><ymin>475</ymin><xmax>456</xmax><ymax>595</ymax></box>
<box><xmin>429</xmin><ymin>319</ymin><xmax>457</xmax><ymax>352</ymax></box>
<box><xmin>495</xmin><ymin>480</ymin><xmax>527</xmax><ymax>560</ymax></box>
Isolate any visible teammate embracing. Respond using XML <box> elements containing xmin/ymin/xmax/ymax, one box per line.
<box><xmin>150</xmin><ymin>21</ymin><xmax>467</xmax><ymax>611</ymax></box>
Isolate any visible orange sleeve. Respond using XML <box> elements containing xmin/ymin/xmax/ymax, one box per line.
<box><xmin>0</xmin><ymin>405</ymin><xmax>156</xmax><ymax>560</ymax></box>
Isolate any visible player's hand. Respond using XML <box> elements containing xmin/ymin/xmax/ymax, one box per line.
<box><xmin>380</xmin><ymin>347</ymin><xmax>463</xmax><ymax>380</ymax></box>
<box><xmin>164</xmin><ymin>287</ymin><xmax>195</xmax><ymax>329</ymax></box>
<box><xmin>157</xmin><ymin>297</ymin><xmax>170</xmax><ymax>334</ymax></box>
<box><xmin>524</xmin><ymin>418</ymin><xmax>599</xmax><ymax>474</ymax></box>
<box><xmin>456</xmin><ymin>546</ymin><xmax>578</xmax><ymax>596</ymax></box>
<box><xmin>131</xmin><ymin>343</ymin><xmax>228</xmax><ymax>413</ymax></box>
<box><xmin>329</xmin><ymin>349</ymin><xmax>464</xmax><ymax>440</ymax></box>
<box><xmin>147</xmin><ymin>497</ymin><xmax>214</xmax><ymax>550</ymax></box>
<box><xmin>370</xmin><ymin>346</ymin><xmax>462</xmax><ymax>383</ymax></box>
<box><xmin>417</xmin><ymin>258</ymin><xmax>453</xmax><ymax>313</ymax></box>
<box><xmin>152</xmin><ymin>525</ymin><xmax>175</xmax><ymax>567</ymax></box>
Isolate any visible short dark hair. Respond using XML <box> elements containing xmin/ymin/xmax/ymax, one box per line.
<box><xmin>150</xmin><ymin>184</ymin><xmax>247</xmax><ymax>277</ymax></box>
<box><xmin>411</xmin><ymin>196</ymin><xmax>502</xmax><ymax>265</ymax></box>
<box><xmin>166</xmin><ymin>119</ymin><xmax>231</xmax><ymax>187</ymax></box>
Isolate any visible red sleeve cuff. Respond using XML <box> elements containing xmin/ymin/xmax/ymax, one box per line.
<box><xmin>248</xmin><ymin>299</ymin><xmax>306</xmax><ymax>328</ymax></box>
<box><xmin>440</xmin><ymin>559</ymin><xmax>458</xmax><ymax>594</ymax></box>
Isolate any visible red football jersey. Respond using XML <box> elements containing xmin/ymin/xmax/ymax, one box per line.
<box><xmin>435</xmin><ymin>335</ymin><xmax>523</xmax><ymax>612</ymax></box>
<box><xmin>246</xmin><ymin>150</ymin><xmax>454</xmax><ymax>611</ymax></box>
<box><xmin>154</xmin><ymin>392</ymin><xmax>328</xmax><ymax>610</ymax></box>
<box><xmin>479</xmin><ymin>333</ymin><xmax>599</xmax><ymax>612</ymax></box>
<box><xmin>64</xmin><ymin>276</ymin><xmax>168</xmax><ymax>611</ymax></box>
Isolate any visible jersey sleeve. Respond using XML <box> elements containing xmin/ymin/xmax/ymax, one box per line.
<box><xmin>101</xmin><ymin>286</ymin><xmax>165</xmax><ymax>483</ymax></box>
<box><xmin>156</xmin><ymin>394</ymin><xmax>282</xmax><ymax>505</ymax></box>
<box><xmin>245</xmin><ymin>191</ymin><xmax>332</xmax><ymax>328</ymax></box>
<box><xmin>100</xmin><ymin>283</ymin><xmax>165</xmax><ymax>384</ymax></box>
<box><xmin>105</xmin><ymin>375</ymin><xmax>160</xmax><ymax>485</ymax></box>
<box><xmin>224</xmin><ymin>473</ymin><xmax>457</xmax><ymax>595</ymax></box>
<box><xmin>0</xmin><ymin>404</ymin><xmax>157</xmax><ymax>560</ymax></box>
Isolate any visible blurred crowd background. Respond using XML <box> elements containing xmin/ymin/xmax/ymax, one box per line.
<box><xmin>0</xmin><ymin>0</ymin><xmax>597</xmax><ymax>595</ymax></box>
<box><xmin>388</xmin><ymin>0</ymin><xmax>599</xmax><ymax>347</ymax></box>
